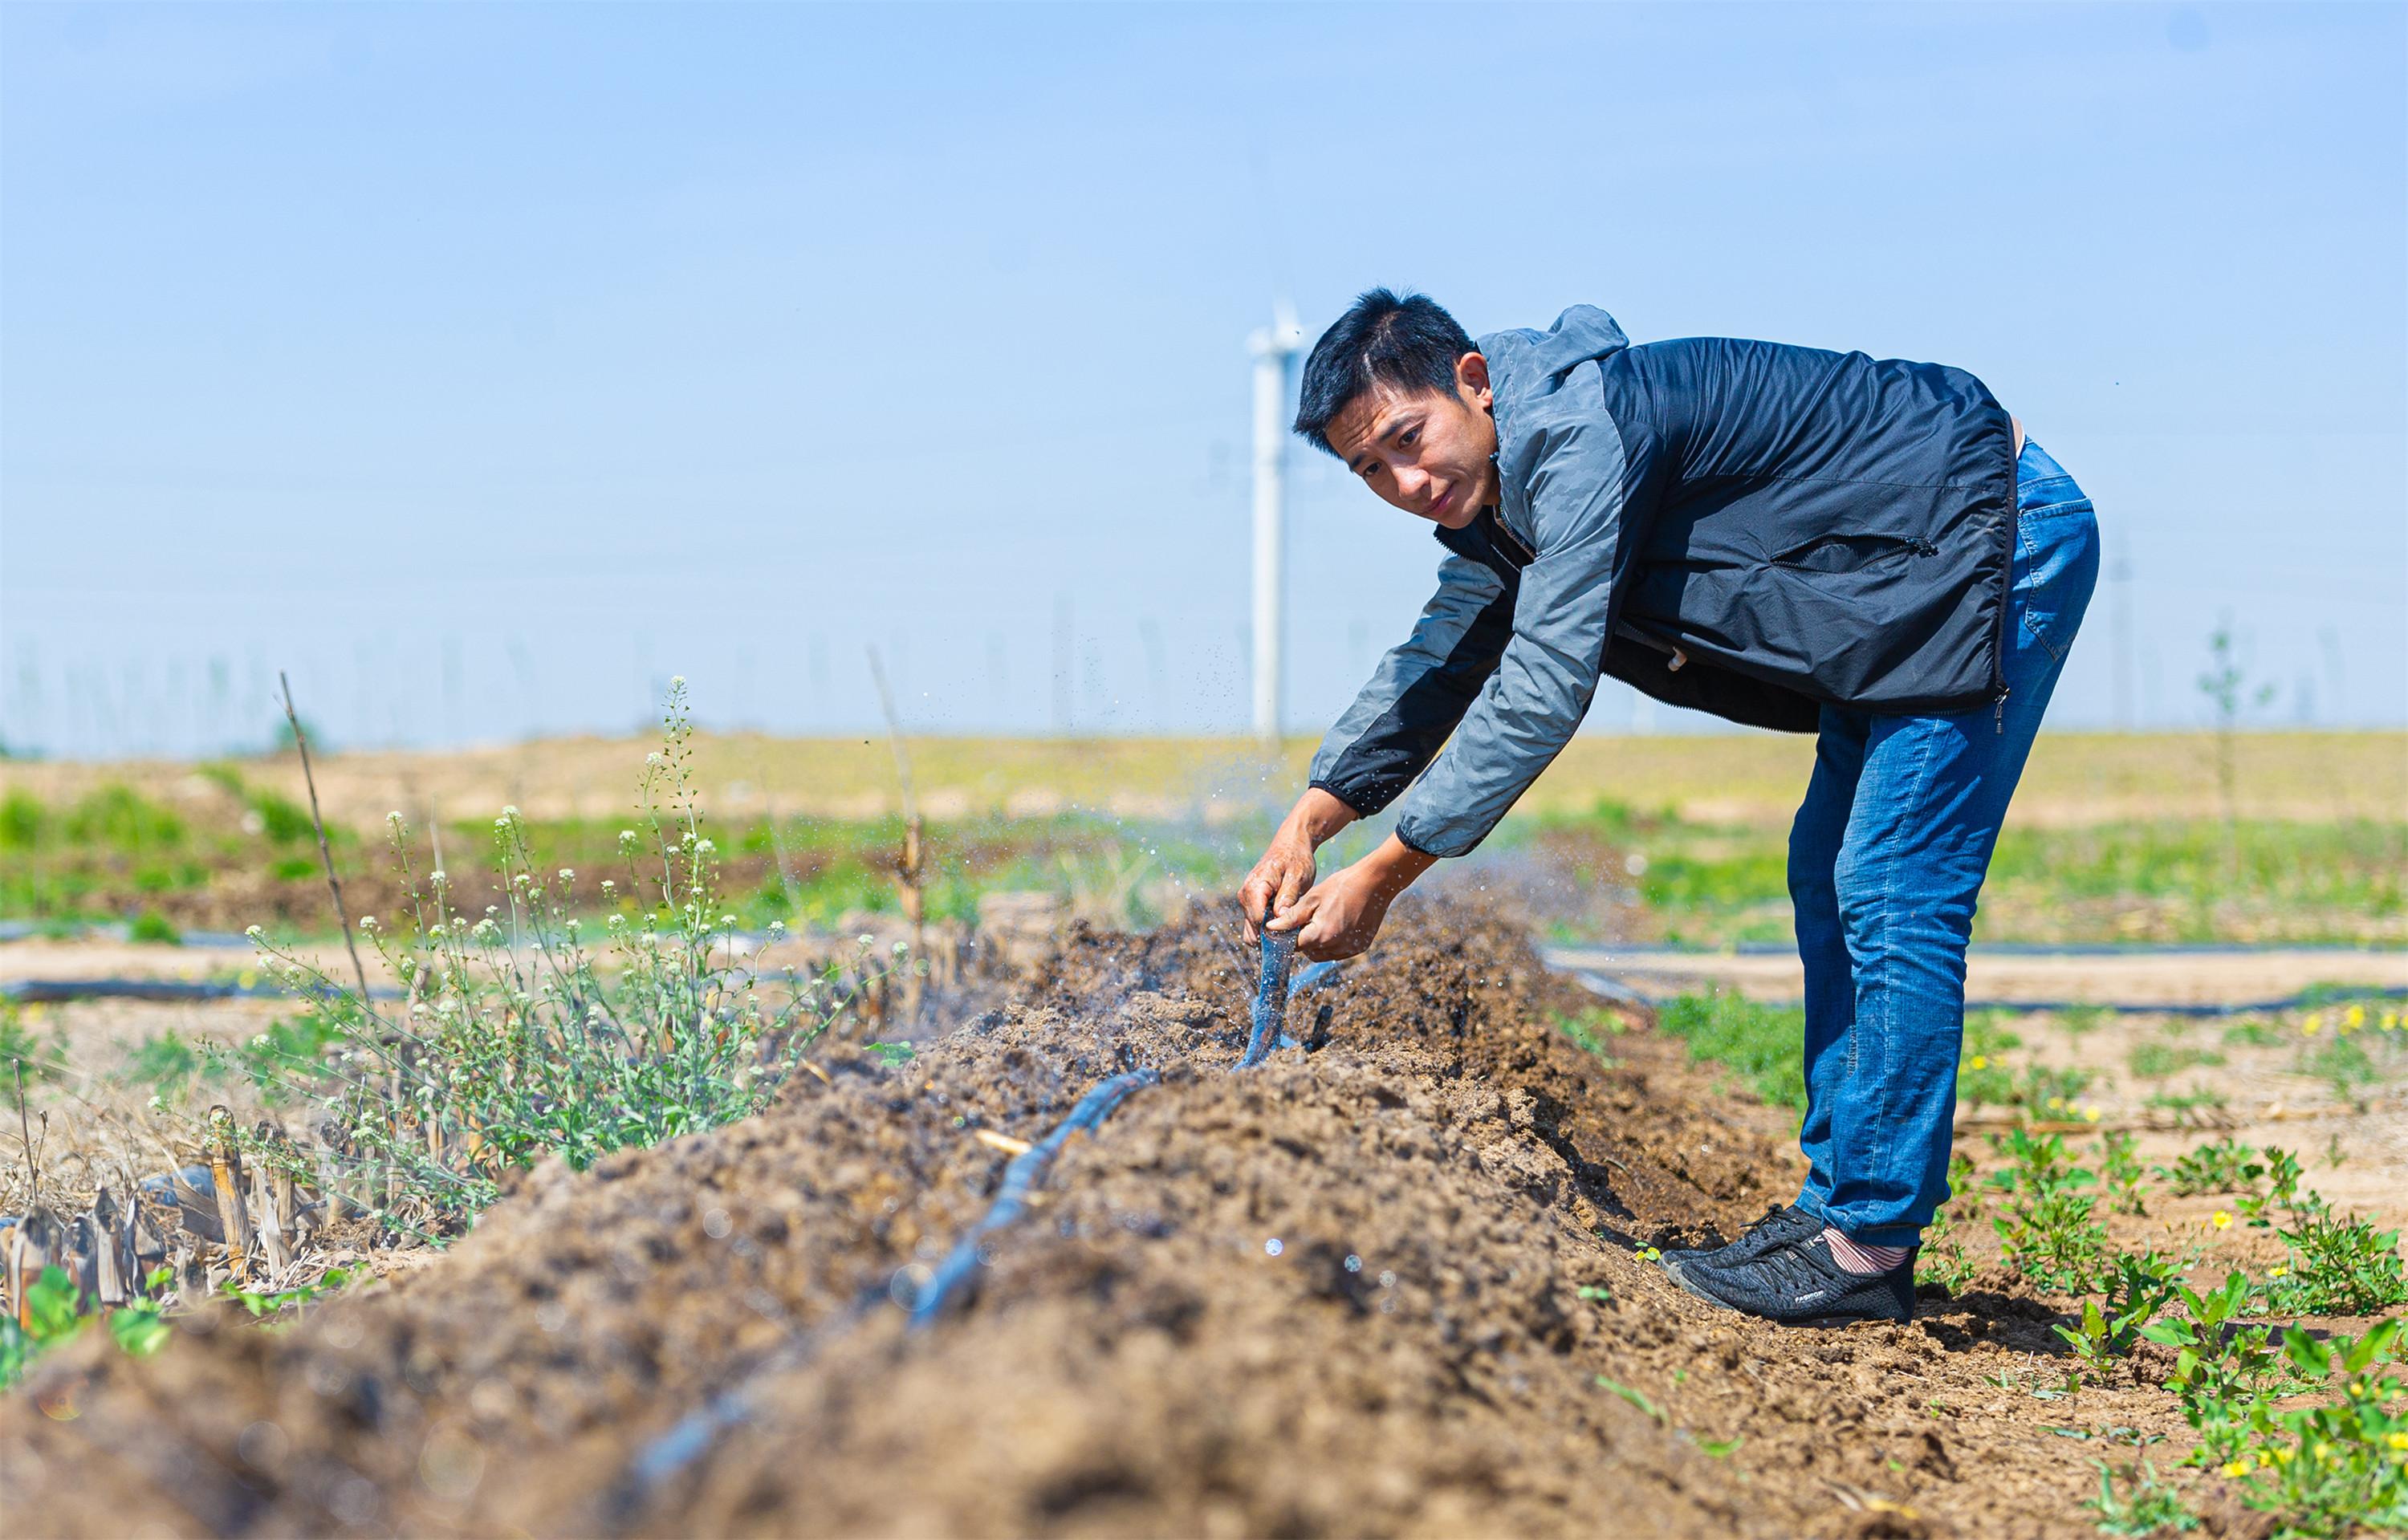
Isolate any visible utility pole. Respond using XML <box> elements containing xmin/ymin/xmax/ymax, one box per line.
<box><xmin>2109</xmin><ymin>542</ymin><xmax>2136</xmax><ymax>731</ymax></box>
<box><xmin>1250</xmin><ymin>302</ymin><xmax>1304</xmax><ymax>747</ymax></box>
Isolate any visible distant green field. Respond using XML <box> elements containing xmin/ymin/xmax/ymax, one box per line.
<box><xmin>3</xmin><ymin>730</ymin><xmax>2400</xmax><ymax>946</ymax></box>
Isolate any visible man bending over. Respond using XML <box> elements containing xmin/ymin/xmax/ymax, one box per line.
<box><xmin>1239</xmin><ymin>290</ymin><xmax>2098</xmax><ymax>1326</ymax></box>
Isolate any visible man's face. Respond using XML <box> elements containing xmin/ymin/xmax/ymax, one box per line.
<box><xmin>1324</xmin><ymin>351</ymin><xmax>1498</xmax><ymax>530</ymax></box>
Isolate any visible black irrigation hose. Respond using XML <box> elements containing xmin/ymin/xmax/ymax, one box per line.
<box><xmin>612</xmin><ymin>938</ymin><xmax>1343</xmax><ymax>1520</ymax></box>
<box><xmin>905</xmin><ymin>1067</ymin><xmax>1162</xmax><ymax>1330</ymax></box>
<box><xmin>1235</xmin><ymin>930</ymin><xmax>1298</xmax><ymax>1071</ymax></box>
<box><xmin>0</xmin><ymin>977</ymin><xmax>409</xmax><ymax>1005</ymax></box>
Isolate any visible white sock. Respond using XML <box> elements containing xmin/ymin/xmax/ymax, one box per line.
<box><xmin>1823</xmin><ymin>1228</ymin><xmax>1910</xmax><ymax>1275</ymax></box>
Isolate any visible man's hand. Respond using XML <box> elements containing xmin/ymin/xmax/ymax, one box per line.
<box><xmin>1239</xmin><ymin>833</ymin><xmax>1316</xmax><ymax>943</ymax></box>
<box><xmin>1270</xmin><ymin>835</ymin><xmax>1437</xmax><ymax>961</ymax></box>
<box><xmin>1241</xmin><ymin>787</ymin><xmax>1360</xmax><ymax>941</ymax></box>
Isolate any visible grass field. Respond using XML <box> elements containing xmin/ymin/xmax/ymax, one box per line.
<box><xmin>2</xmin><ymin>729</ymin><xmax>2401</xmax><ymax>946</ymax></box>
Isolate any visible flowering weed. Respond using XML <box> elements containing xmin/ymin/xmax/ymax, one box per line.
<box><xmin>246</xmin><ymin>681</ymin><xmax>878</xmax><ymax>1234</ymax></box>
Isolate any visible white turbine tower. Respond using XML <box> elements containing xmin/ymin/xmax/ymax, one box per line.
<box><xmin>1250</xmin><ymin>300</ymin><xmax>1304</xmax><ymax>748</ymax></box>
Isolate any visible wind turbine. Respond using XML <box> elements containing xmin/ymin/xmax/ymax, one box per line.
<box><xmin>1250</xmin><ymin>300</ymin><xmax>1304</xmax><ymax>748</ymax></box>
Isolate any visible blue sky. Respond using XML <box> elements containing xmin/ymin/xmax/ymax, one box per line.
<box><xmin>2</xmin><ymin>2</ymin><xmax>2402</xmax><ymax>757</ymax></box>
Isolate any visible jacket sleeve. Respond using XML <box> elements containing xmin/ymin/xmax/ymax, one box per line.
<box><xmin>1306</xmin><ymin>552</ymin><xmax>1514</xmax><ymax>817</ymax></box>
<box><xmin>1389</xmin><ymin>388</ymin><xmax>1633</xmax><ymax>857</ymax></box>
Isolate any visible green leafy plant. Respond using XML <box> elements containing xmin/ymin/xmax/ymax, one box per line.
<box><xmin>2258</xmin><ymin>1211</ymin><xmax>2408</xmax><ymax>1317</ymax></box>
<box><xmin>245</xmin><ymin>681</ymin><xmax>881</xmax><ymax>1234</ymax></box>
<box><xmin>2128</xmin><ymin>1042</ymin><xmax>2224</xmax><ymax>1080</ymax></box>
<box><xmin>2095</xmin><ymin>1130</ymin><xmax>2150</xmax><ymax>1217</ymax></box>
<box><xmin>2084</xmin><ymin>1458</ymin><xmax>2198</xmax><ymax>1535</ymax></box>
<box><xmin>1653</xmin><ymin>990</ymin><xmax>1806</xmax><ymax>1110</ymax></box>
<box><xmin>221</xmin><ymin>1266</ymin><xmax>355</xmax><ymax>1319</ymax></box>
<box><xmin>2218</xmin><ymin>1322</ymin><xmax>2408</xmax><ymax>1536</ymax></box>
<box><xmin>126</xmin><ymin>906</ymin><xmax>182</xmax><ymax>945</ymax></box>
<box><xmin>1987</xmin><ymin>1128</ymin><xmax>2110</xmax><ymax>1293</ymax></box>
<box><xmin>2154</xmin><ymin>1137</ymin><xmax>2258</xmax><ymax>1197</ymax></box>
<box><xmin>2140</xmin><ymin>1273</ymin><xmax>2287</xmax><ymax>1468</ymax></box>
<box><xmin>1</xmin><ymin>1266</ymin><xmax>174</xmax><ymax>1391</ymax></box>
<box><xmin>0</xmin><ymin>1003</ymin><xmax>69</xmax><ymax>1084</ymax></box>
<box><xmin>2054</xmin><ymin>1250</ymin><xmax>2185</xmax><ymax>1390</ymax></box>
<box><xmin>2234</xmin><ymin>1147</ymin><xmax>2304</xmax><ymax>1228</ymax></box>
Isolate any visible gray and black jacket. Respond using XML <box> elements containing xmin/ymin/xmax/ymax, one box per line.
<box><xmin>1308</xmin><ymin>306</ymin><xmax>2019</xmax><ymax>858</ymax></box>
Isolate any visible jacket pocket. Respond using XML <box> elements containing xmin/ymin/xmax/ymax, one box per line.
<box><xmin>1769</xmin><ymin>532</ymin><xmax>1936</xmax><ymax>575</ymax></box>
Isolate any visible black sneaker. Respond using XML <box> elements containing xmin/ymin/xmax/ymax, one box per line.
<box><xmin>1667</xmin><ymin>1231</ymin><xmax>1916</xmax><ymax>1325</ymax></box>
<box><xmin>1658</xmin><ymin>1202</ymin><xmax>1820</xmax><ymax>1273</ymax></box>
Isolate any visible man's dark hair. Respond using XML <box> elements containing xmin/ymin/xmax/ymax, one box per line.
<box><xmin>1292</xmin><ymin>288</ymin><xmax>1475</xmax><ymax>457</ymax></box>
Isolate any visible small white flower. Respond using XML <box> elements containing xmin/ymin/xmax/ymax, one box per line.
<box><xmin>502</xmin><ymin>804</ymin><xmax>519</xmax><ymax>817</ymax></box>
<box><xmin>494</xmin><ymin>816</ymin><xmax>510</xmax><ymax>830</ymax></box>
<box><xmin>767</xmin><ymin>920</ymin><xmax>786</xmax><ymax>934</ymax></box>
<box><xmin>620</xmin><ymin>829</ymin><xmax>638</xmax><ymax>843</ymax></box>
<box><xmin>245</xmin><ymin>924</ymin><xmax>264</xmax><ymax>939</ymax></box>
<box><xmin>430</xmin><ymin>869</ymin><xmax>448</xmax><ymax>884</ymax></box>
<box><xmin>558</xmin><ymin>868</ymin><xmax>575</xmax><ymax>881</ymax></box>
<box><xmin>857</xmin><ymin>933</ymin><xmax>876</xmax><ymax>947</ymax></box>
<box><xmin>359</xmin><ymin>916</ymin><xmax>377</xmax><ymax>930</ymax></box>
<box><xmin>645</xmin><ymin>753</ymin><xmax>662</xmax><ymax>766</ymax></box>
<box><xmin>892</xmin><ymin>941</ymin><xmax>909</xmax><ymax>956</ymax></box>
<box><xmin>695</xmin><ymin>839</ymin><xmax>715</xmax><ymax>854</ymax></box>
<box><xmin>720</xmin><ymin>914</ymin><xmax>738</xmax><ymax>927</ymax></box>
<box><xmin>147</xmin><ymin>1094</ymin><xmax>164</xmax><ymax>1111</ymax></box>
<box><xmin>386</xmin><ymin>811</ymin><xmax>405</xmax><ymax>825</ymax></box>
<box><xmin>670</xmin><ymin>674</ymin><xmax>686</xmax><ymax>689</ymax></box>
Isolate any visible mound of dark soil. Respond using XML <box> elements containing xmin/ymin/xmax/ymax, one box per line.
<box><xmin>2</xmin><ymin>902</ymin><xmax>2155</xmax><ymax>1538</ymax></box>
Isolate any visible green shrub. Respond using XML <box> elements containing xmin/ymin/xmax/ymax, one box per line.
<box><xmin>0</xmin><ymin>789</ymin><xmax>44</xmax><ymax>849</ymax></box>
<box><xmin>64</xmin><ymin>784</ymin><xmax>184</xmax><ymax>852</ymax></box>
<box><xmin>127</xmin><ymin>908</ymin><xmax>181</xmax><ymax>945</ymax></box>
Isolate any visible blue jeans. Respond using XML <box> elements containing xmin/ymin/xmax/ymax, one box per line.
<box><xmin>1788</xmin><ymin>439</ymin><xmax>2100</xmax><ymax>1246</ymax></box>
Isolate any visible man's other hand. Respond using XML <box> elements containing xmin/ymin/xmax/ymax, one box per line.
<box><xmin>1271</xmin><ymin>835</ymin><xmax>1438</xmax><ymax>961</ymax></box>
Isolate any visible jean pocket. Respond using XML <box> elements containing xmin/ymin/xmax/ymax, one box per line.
<box><xmin>2015</xmin><ymin>509</ymin><xmax>2101</xmax><ymax>664</ymax></box>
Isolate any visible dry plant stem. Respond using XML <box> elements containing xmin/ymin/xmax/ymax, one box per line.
<box><xmin>867</xmin><ymin>647</ymin><xmax>928</xmax><ymax>1014</ymax></box>
<box><xmin>279</xmin><ymin>670</ymin><xmax>376</xmax><ymax>1010</ymax></box>
<box><xmin>14</xmin><ymin>1059</ymin><xmax>35</xmax><ymax>1200</ymax></box>
<box><xmin>207</xmin><ymin>1106</ymin><xmax>254</xmax><ymax>1282</ymax></box>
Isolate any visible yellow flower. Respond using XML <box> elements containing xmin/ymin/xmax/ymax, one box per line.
<box><xmin>2389</xmin><ymin>1432</ymin><xmax>2408</xmax><ymax>1451</ymax></box>
<box><xmin>2081</xmin><ymin>1107</ymin><xmax>2101</xmax><ymax>1123</ymax></box>
<box><xmin>2222</xmin><ymin>1459</ymin><xmax>2249</xmax><ymax>1478</ymax></box>
<box><xmin>2047</xmin><ymin>1096</ymin><xmax>2066</xmax><ymax>1111</ymax></box>
<box><xmin>2272</xmin><ymin>1265</ymin><xmax>2289</xmax><ymax>1278</ymax></box>
<box><xmin>2212</xmin><ymin>1211</ymin><xmax>2233</xmax><ymax>1229</ymax></box>
<box><xmin>1969</xmin><ymin>1054</ymin><xmax>1988</xmax><ymax>1071</ymax></box>
<box><xmin>2302</xmin><ymin>1014</ymin><xmax>2323</xmax><ymax>1036</ymax></box>
<box><xmin>2344</xmin><ymin>1004</ymin><xmax>2366</xmax><ymax>1031</ymax></box>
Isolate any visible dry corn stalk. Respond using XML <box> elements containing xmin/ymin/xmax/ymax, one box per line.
<box><xmin>206</xmin><ymin>1106</ymin><xmax>254</xmax><ymax>1281</ymax></box>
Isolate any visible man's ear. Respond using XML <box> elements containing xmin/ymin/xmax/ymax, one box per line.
<box><xmin>1456</xmin><ymin>351</ymin><xmax>1492</xmax><ymax>408</ymax></box>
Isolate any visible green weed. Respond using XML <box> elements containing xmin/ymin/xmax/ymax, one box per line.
<box><xmin>2222</xmin><ymin>1019</ymin><xmax>2282</xmax><ymax>1048</ymax></box>
<box><xmin>245</xmin><ymin>681</ymin><xmax>877</xmax><ymax>1233</ymax></box>
<box><xmin>2153</xmin><ymin>1137</ymin><xmax>2258</xmax><ymax>1197</ymax></box>
<box><xmin>2084</xmin><ymin>1458</ymin><xmax>2198</xmax><ymax>1535</ymax></box>
<box><xmin>0</xmin><ymin>1266</ymin><xmax>173</xmax><ymax>1391</ymax></box>
<box><xmin>2128</xmin><ymin>1042</ymin><xmax>2224</xmax><ymax>1080</ymax></box>
<box><xmin>1987</xmin><ymin>1129</ymin><xmax>2110</xmax><ymax>1294</ymax></box>
<box><xmin>2259</xmin><ymin>1212</ymin><xmax>2408</xmax><ymax>1317</ymax></box>
<box><xmin>1653</xmin><ymin>990</ymin><xmax>1806</xmax><ymax>1110</ymax></box>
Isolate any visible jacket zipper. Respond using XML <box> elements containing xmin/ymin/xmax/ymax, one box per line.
<box><xmin>1990</xmin><ymin>418</ymin><xmax>2016</xmax><ymax>734</ymax></box>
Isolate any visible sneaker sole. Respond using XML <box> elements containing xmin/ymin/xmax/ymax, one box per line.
<box><xmin>1664</xmin><ymin>1259</ymin><xmax>1910</xmax><ymax>1328</ymax></box>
